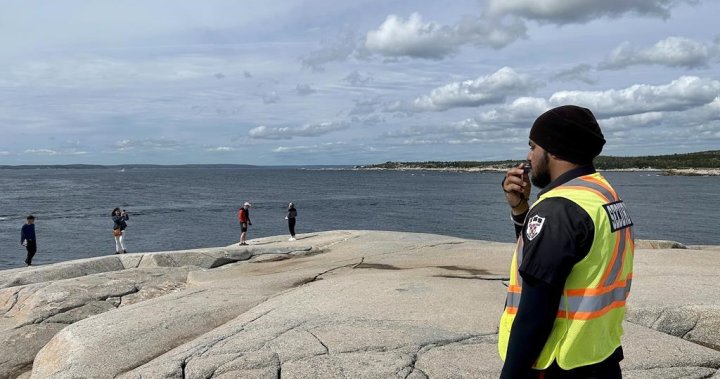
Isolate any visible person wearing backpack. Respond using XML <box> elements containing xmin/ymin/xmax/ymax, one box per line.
<box><xmin>238</xmin><ymin>202</ymin><xmax>252</xmax><ymax>245</ymax></box>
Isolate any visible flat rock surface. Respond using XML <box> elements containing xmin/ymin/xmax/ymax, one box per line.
<box><xmin>0</xmin><ymin>231</ymin><xmax>715</xmax><ymax>378</ymax></box>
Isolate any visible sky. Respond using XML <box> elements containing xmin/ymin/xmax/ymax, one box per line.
<box><xmin>0</xmin><ymin>0</ymin><xmax>719</xmax><ymax>165</ymax></box>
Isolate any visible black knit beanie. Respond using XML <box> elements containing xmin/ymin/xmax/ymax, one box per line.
<box><xmin>529</xmin><ymin>105</ymin><xmax>605</xmax><ymax>164</ymax></box>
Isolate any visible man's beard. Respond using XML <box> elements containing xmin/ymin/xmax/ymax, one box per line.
<box><xmin>531</xmin><ymin>151</ymin><xmax>551</xmax><ymax>188</ymax></box>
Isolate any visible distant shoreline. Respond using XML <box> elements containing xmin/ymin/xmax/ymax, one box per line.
<box><xmin>349</xmin><ymin>166</ymin><xmax>720</xmax><ymax>176</ymax></box>
<box><xmin>353</xmin><ymin>150</ymin><xmax>720</xmax><ymax>176</ymax></box>
<box><xmin>1</xmin><ymin>164</ymin><xmax>717</xmax><ymax>176</ymax></box>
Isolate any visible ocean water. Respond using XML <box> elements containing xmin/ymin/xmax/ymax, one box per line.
<box><xmin>0</xmin><ymin>167</ymin><xmax>718</xmax><ymax>270</ymax></box>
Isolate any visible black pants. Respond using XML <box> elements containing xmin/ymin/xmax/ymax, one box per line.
<box><xmin>25</xmin><ymin>240</ymin><xmax>37</xmax><ymax>265</ymax></box>
<box><xmin>539</xmin><ymin>359</ymin><xmax>622</xmax><ymax>379</ymax></box>
<box><xmin>288</xmin><ymin>218</ymin><xmax>296</xmax><ymax>237</ymax></box>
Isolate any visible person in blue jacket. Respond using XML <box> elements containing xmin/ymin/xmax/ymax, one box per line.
<box><xmin>20</xmin><ymin>215</ymin><xmax>37</xmax><ymax>266</ymax></box>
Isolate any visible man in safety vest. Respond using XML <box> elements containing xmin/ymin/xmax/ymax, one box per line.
<box><xmin>499</xmin><ymin>105</ymin><xmax>634</xmax><ymax>378</ymax></box>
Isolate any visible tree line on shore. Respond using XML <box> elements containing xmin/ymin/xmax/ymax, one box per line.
<box><xmin>362</xmin><ymin>150</ymin><xmax>720</xmax><ymax>170</ymax></box>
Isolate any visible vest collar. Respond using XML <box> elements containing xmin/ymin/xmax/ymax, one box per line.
<box><xmin>537</xmin><ymin>165</ymin><xmax>597</xmax><ymax>198</ymax></box>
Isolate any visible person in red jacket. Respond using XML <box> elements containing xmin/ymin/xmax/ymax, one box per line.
<box><xmin>238</xmin><ymin>202</ymin><xmax>252</xmax><ymax>245</ymax></box>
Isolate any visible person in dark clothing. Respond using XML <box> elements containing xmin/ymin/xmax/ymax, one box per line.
<box><xmin>499</xmin><ymin>105</ymin><xmax>634</xmax><ymax>378</ymax></box>
<box><xmin>286</xmin><ymin>202</ymin><xmax>297</xmax><ymax>241</ymax></box>
<box><xmin>21</xmin><ymin>215</ymin><xmax>37</xmax><ymax>266</ymax></box>
<box><xmin>111</xmin><ymin>207</ymin><xmax>130</xmax><ymax>254</ymax></box>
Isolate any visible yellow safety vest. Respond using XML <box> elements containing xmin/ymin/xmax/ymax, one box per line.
<box><xmin>498</xmin><ymin>173</ymin><xmax>634</xmax><ymax>370</ymax></box>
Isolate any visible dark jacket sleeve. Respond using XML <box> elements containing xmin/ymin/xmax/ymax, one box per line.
<box><xmin>518</xmin><ymin>198</ymin><xmax>594</xmax><ymax>287</ymax></box>
<box><xmin>501</xmin><ymin>197</ymin><xmax>594</xmax><ymax>377</ymax></box>
<box><xmin>500</xmin><ymin>277</ymin><xmax>563</xmax><ymax>378</ymax></box>
<box><xmin>20</xmin><ymin>225</ymin><xmax>26</xmax><ymax>243</ymax></box>
<box><xmin>512</xmin><ymin>211</ymin><xmax>527</xmax><ymax>239</ymax></box>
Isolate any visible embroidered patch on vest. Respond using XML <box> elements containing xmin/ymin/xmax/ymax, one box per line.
<box><xmin>526</xmin><ymin>215</ymin><xmax>546</xmax><ymax>240</ymax></box>
<box><xmin>603</xmin><ymin>200</ymin><xmax>633</xmax><ymax>232</ymax></box>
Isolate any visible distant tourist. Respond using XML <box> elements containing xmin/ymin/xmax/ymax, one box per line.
<box><xmin>498</xmin><ymin>105</ymin><xmax>634</xmax><ymax>378</ymax></box>
<box><xmin>20</xmin><ymin>215</ymin><xmax>37</xmax><ymax>266</ymax></box>
<box><xmin>286</xmin><ymin>202</ymin><xmax>297</xmax><ymax>241</ymax></box>
<box><xmin>111</xmin><ymin>208</ymin><xmax>129</xmax><ymax>254</ymax></box>
<box><xmin>238</xmin><ymin>202</ymin><xmax>252</xmax><ymax>245</ymax></box>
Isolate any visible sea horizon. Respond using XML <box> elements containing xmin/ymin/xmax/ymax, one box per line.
<box><xmin>1</xmin><ymin>167</ymin><xmax>718</xmax><ymax>270</ymax></box>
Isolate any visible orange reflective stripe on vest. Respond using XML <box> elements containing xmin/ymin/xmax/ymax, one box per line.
<box><xmin>504</xmin><ymin>277</ymin><xmax>632</xmax><ymax>319</ymax></box>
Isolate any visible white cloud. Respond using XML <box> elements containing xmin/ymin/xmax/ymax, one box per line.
<box><xmin>476</xmin><ymin>97</ymin><xmax>550</xmax><ymax>125</ymax></box>
<box><xmin>486</xmin><ymin>0</ymin><xmax>699</xmax><ymax>24</ymax></box>
<box><xmin>364</xmin><ymin>13</ymin><xmax>526</xmax><ymax>59</ymax></box>
<box><xmin>600</xmin><ymin>37</ymin><xmax>717</xmax><ymax>69</ymax></box>
<box><xmin>273</xmin><ymin>142</ymin><xmax>349</xmax><ymax>153</ymax></box>
<box><xmin>364</xmin><ymin>1</ymin><xmax>700</xmax><ymax>61</ymax></box>
<box><xmin>394</xmin><ymin>125</ymin><xmax>525</xmax><ymax>146</ymax></box>
<box><xmin>116</xmin><ymin>139</ymin><xmax>182</xmax><ymax>151</ymax></box>
<box><xmin>549</xmin><ymin>76</ymin><xmax>720</xmax><ymax>118</ymax></box>
<box><xmin>206</xmin><ymin>146</ymin><xmax>235</xmax><ymax>152</ymax></box>
<box><xmin>365</xmin><ymin>13</ymin><xmax>458</xmax><ymax>59</ymax></box>
<box><xmin>468</xmin><ymin>77</ymin><xmax>720</xmax><ymax>129</ymax></box>
<box><xmin>389</xmin><ymin>67</ymin><xmax>538</xmax><ymax>112</ymax></box>
<box><xmin>249</xmin><ymin>121</ymin><xmax>349</xmax><ymax>140</ymax></box>
<box><xmin>401</xmin><ymin>138</ymin><xmax>437</xmax><ymax>145</ymax></box>
<box><xmin>24</xmin><ymin>149</ymin><xmax>58</xmax><ymax>155</ymax></box>
<box><xmin>600</xmin><ymin>112</ymin><xmax>666</xmax><ymax>131</ymax></box>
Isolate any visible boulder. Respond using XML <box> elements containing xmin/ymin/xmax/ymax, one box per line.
<box><xmin>0</xmin><ymin>257</ymin><xmax>124</xmax><ymax>289</ymax></box>
<box><xmin>0</xmin><ymin>267</ymin><xmax>190</xmax><ymax>379</ymax></box>
<box><xmin>635</xmin><ymin>240</ymin><xmax>687</xmax><ymax>249</ymax></box>
<box><xmin>0</xmin><ymin>323</ymin><xmax>66</xmax><ymax>378</ymax></box>
<box><xmin>31</xmin><ymin>287</ymin><xmax>270</xmax><ymax>378</ymax></box>
<box><xmin>627</xmin><ymin>305</ymin><xmax>720</xmax><ymax>351</ymax></box>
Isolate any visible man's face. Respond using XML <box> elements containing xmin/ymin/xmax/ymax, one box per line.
<box><xmin>27</xmin><ymin>219</ymin><xmax>35</xmax><ymax>224</ymax></box>
<box><xmin>527</xmin><ymin>140</ymin><xmax>551</xmax><ymax>188</ymax></box>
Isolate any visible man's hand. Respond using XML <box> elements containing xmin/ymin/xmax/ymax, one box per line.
<box><xmin>22</xmin><ymin>239</ymin><xmax>28</xmax><ymax>247</ymax></box>
<box><xmin>503</xmin><ymin>164</ymin><xmax>531</xmax><ymax>215</ymax></box>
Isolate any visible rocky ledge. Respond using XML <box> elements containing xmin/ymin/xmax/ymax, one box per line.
<box><xmin>1</xmin><ymin>231</ymin><xmax>719</xmax><ymax>378</ymax></box>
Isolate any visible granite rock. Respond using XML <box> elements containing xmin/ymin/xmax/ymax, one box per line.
<box><xmin>0</xmin><ymin>231</ymin><xmax>715</xmax><ymax>378</ymax></box>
